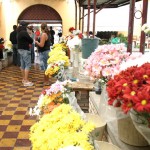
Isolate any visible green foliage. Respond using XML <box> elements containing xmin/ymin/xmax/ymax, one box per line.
<box><xmin>118</xmin><ymin>33</ymin><xmax>128</xmax><ymax>45</ymax></box>
<box><xmin>99</xmin><ymin>39</ymin><xmax>109</xmax><ymax>45</ymax></box>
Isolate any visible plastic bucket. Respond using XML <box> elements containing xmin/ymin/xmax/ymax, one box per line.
<box><xmin>81</xmin><ymin>38</ymin><xmax>99</xmax><ymax>59</ymax></box>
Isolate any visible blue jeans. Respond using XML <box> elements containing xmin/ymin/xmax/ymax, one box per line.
<box><xmin>39</xmin><ymin>50</ymin><xmax>50</xmax><ymax>71</ymax></box>
<box><xmin>18</xmin><ymin>49</ymin><xmax>31</xmax><ymax>70</ymax></box>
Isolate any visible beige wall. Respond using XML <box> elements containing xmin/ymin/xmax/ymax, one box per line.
<box><xmin>0</xmin><ymin>2</ymin><xmax>1</xmax><ymax>35</ymax></box>
<box><xmin>0</xmin><ymin>0</ymin><xmax>76</xmax><ymax>47</ymax></box>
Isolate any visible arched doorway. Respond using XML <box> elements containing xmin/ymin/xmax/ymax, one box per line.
<box><xmin>18</xmin><ymin>4</ymin><xmax>62</xmax><ymax>43</ymax></box>
<box><xmin>18</xmin><ymin>4</ymin><xmax>62</xmax><ymax>24</ymax></box>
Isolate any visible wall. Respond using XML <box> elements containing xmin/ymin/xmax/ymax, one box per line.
<box><xmin>0</xmin><ymin>0</ymin><xmax>76</xmax><ymax>47</ymax></box>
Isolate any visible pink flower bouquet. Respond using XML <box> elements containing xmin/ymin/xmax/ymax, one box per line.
<box><xmin>84</xmin><ymin>44</ymin><xmax>142</xmax><ymax>83</ymax></box>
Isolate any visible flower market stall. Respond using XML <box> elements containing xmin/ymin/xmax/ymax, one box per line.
<box><xmin>29</xmin><ymin>80</ymin><xmax>114</xmax><ymax>150</ymax></box>
<box><xmin>83</xmin><ymin>42</ymin><xmax>150</xmax><ymax>149</ymax></box>
<box><xmin>29</xmin><ymin>22</ymin><xmax>150</xmax><ymax>149</ymax></box>
<box><xmin>88</xmin><ymin>51</ymin><xmax>150</xmax><ymax>148</ymax></box>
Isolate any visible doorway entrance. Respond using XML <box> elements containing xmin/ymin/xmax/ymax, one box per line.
<box><xmin>18</xmin><ymin>4</ymin><xmax>62</xmax><ymax>43</ymax></box>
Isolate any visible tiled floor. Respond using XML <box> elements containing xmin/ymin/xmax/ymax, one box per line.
<box><xmin>0</xmin><ymin>65</ymin><xmax>53</xmax><ymax>150</ymax></box>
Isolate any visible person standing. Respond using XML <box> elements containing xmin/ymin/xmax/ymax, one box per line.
<box><xmin>35</xmin><ymin>23</ymin><xmax>51</xmax><ymax>86</ymax></box>
<box><xmin>27</xmin><ymin>26</ymin><xmax>35</xmax><ymax>64</ymax></box>
<box><xmin>49</xmin><ymin>26</ymin><xmax>55</xmax><ymax>45</ymax></box>
<box><xmin>17</xmin><ymin>21</ymin><xmax>34</xmax><ymax>86</ymax></box>
<box><xmin>9</xmin><ymin>25</ymin><xmax>20</xmax><ymax>66</ymax></box>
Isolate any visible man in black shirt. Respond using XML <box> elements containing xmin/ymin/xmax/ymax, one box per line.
<box><xmin>10</xmin><ymin>25</ymin><xmax>20</xmax><ymax>66</ymax></box>
<box><xmin>17</xmin><ymin>21</ymin><xmax>34</xmax><ymax>86</ymax></box>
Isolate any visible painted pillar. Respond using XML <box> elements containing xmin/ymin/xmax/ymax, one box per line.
<box><xmin>140</xmin><ymin>0</ymin><xmax>148</xmax><ymax>54</ymax></box>
<box><xmin>92</xmin><ymin>0</ymin><xmax>97</xmax><ymax>38</ymax></box>
<box><xmin>127</xmin><ymin>0</ymin><xmax>135</xmax><ymax>53</ymax></box>
<box><xmin>87</xmin><ymin>0</ymin><xmax>90</xmax><ymax>38</ymax></box>
<box><xmin>82</xmin><ymin>7</ymin><xmax>84</xmax><ymax>33</ymax></box>
<box><xmin>79</xmin><ymin>5</ymin><xmax>81</xmax><ymax>30</ymax></box>
<box><xmin>75</xmin><ymin>0</ymin><xmax>77</xmax><ymax>29</ymax></box>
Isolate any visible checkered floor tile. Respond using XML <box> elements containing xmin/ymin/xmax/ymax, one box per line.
<box><xmin>0</xmin><ymin>65</ymin><xmax>55</xmax><ymax>150</ymax></box>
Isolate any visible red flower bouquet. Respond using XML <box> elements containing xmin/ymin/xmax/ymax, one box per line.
<box><xmin>69</xmin><ymin>27</ymin><xmax>75</xmax><ymax>33</ymax></box>
<box><xmin>106</xmin><ymin>63</ymin><xmax>150</xmax><ymax>126</ymax></box>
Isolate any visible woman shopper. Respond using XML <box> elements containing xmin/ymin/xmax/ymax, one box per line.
<box><xmin>35</xmin><ymin>23</ymin><xmax>51</xmax><ymax>85</ymax></box>
<box><xmin>17</xmin><ymin>21</ymin><xmax>34</xmax><ymax>86</ymax></box>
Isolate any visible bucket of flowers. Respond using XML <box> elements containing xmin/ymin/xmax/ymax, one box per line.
<box><xmin>84</xmin><ymin>44</ymin><xmax>142</xmax><ymax>93</ymax></box>
<box><xmin>29</xmin><ymin>80</ymin><xmax>84</xmax><ymax>117</ymax></box>
<box><xmin>106</xmin><ymin>62</ymin><xmax>150</xmax><ymax>145</ymax></box>
<box><xmin>52</xmin><ymin>43</ymin><xmax>70</xmax><ymax>56</ymax></box>
<box><xmin>66</xmin><ymin>27</ymin><xmax>83</xmax><ymax>68</ymax></box>
<box><xmin>29</xmin><ymin>104</ymin><xmax>95</xmax><ymax>150</ymax></box>
<box><xmin>45</xmin><ymin>46</ymin><xmax>70</xmax><ymax>81</ymax></box>
<box><xmin>29</xmin><ymin>81</ymin><xmax>71</xmax><ymax>116</ymax></box>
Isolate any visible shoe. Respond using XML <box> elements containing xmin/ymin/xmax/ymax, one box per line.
<box><xmin>24</xmin><ymin>82</ymin><xmax>34</xmax><ymax>87</ymax></box>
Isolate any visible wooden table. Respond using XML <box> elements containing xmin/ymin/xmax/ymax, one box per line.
<box><xmin>68</xmin><ymin>81</ymin><xmax>94</xmax><ymax>112</ymax></box>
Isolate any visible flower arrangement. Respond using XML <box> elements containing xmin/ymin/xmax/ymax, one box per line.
<box><xmin>69</xmin><ymin>27</ymin><xmax>75</xmax><ymax>33</ymax></box>
<box><xmin>29</xmin><ymin>81</ymin><xmax>71</xmax><ymax>115</ymax></box>
<box><xmin>141</xmin><ymin>23</ymin><xmax>150</xmax><ymax>34</ymax></box>
<box><xmin>106</xmin><ymin>63</ymin><xmax>150</xmax><ymax>127</ymax></box>
<box><xmin>29</xmin><ymin>104</ymin><xmax>95</xmax><ymax>150</ymax></box>
<box><xmin>67</xmin><ymin>27</ymin><xmax>83</xmax><ymax>50</ymax></box>
<box><xmin>45</xmin><ymin>43</ymin><xmax>70</xmax><ymax>79</ymax></box>
<box><xmin>52</xmin><ymin>43</ymin><xmax>69</xmax><ymax>53</ymax></box>
<box><xmin>84</xmin><ymin>44</ymin><xmax>142</xmax><ymax>83</ymax></box>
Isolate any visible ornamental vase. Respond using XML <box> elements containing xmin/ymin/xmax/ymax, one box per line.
<box><xmin>130</xmin><ymin>110</ymin><xmax>150</xmax><ymax>145</ymax></box>
<box><xmin>54</xmin><ymin>66</ymin><xmax>65</xmax><ymax>81</ymax></box>
<box><xmin>73</xmin><ymin>51</ymin><xmax>80</xmax><ymax>68</ymax></box>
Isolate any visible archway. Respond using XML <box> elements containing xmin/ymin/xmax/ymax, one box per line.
<box><xmin>18</xmin><ymin>4</ymin><xmax>62</xmax><ymax>43</ymax></box>
<box><xmin>18</xmin><ymin>4</ymin><xmax>62</xmax><ymax>24</ymax></box>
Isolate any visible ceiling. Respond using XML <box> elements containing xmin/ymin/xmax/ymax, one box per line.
<box><xmin>77</xmin><ymin>0</ymin><xmax>142</xmax><ymax>9</ymax></box>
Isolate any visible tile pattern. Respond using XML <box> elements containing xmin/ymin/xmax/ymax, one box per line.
<box><xmin>0</xmin><ymin>65</ymin><xmax>53</xmax><ymax>150</ymax></box>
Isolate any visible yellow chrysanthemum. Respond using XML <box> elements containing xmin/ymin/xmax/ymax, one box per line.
<box><xmin>29</xmin><ymin>104</ymin><xmax>95</xmax><ymax>150</ymax></box>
